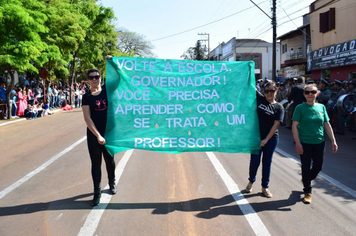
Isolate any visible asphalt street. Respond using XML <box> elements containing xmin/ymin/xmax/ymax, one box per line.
<box><xmin>0</xmin><ymin>109</ymin><xmax>355</xmax><ymax>236</ymax></box>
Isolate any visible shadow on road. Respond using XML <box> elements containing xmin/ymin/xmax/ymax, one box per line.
<box><xmin>0</xmin><ymin>193</ymin><xmax>93</xmax><ymax>217</ymax></box>
<box><xmin>195</xmin><ymin>190</ymin><xmax>301</xmax><ymax>219</ymax></box>
<box><xmin>313</xmin><ymin>178</ymin><xmax>356</xmax><ymax>202</ymax></box>
<box><xmin>0</xmin><ymin>191</ymin><xmax>301</xmax><ymax>219</ymax></box>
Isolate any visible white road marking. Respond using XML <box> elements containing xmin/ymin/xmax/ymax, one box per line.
<box><xmin>0</xmin><ymin>136</ymin><xmax>87</xmax><ymax>200</ymax></box>
<box><xmin>276</xmin><ymin>147</ymin><xmax>356</xmax><ymax>198</ymax></box>
<box><xmin>0</xmin><ymin>118</ymin><xmax>26</xmax><ymax>127</ymax></box>
<box><xmin>56</xmin><ymin>213</ymin><xmax>63</xmax><ymax>220</ymax></box>
<box><xmin>206</xmin><ymin>152</ymin><xmax>271</xmax><ymax>236</ymax></box>
<box><xmin>77</xmin><ymin>149</ymin><xmax>134</xmax><ymax>236</ymax></box>
<box><xmin>0</xmin><ymin>109</ymin><xmax>61</xmax><ymax>127</ymax></box>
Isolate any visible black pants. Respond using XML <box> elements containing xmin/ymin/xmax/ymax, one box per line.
<box><xmin>287</xmin><ymin>103</ymin><xmax>296</xmax><ymax>127</ymax></box>
<box><xmin>333</xmin><ymin>108</ymin><xmax>346</xmax><ymax>134</ymax></box>
<box><xmin>87</xmin><ymin>131</ymin><xmax>116</xmax><ymax>193</ymax></box>
<box><xmin>300</xmin><ymin>141</ymin><xmax>325</xmax><ymax>193</ymax></box>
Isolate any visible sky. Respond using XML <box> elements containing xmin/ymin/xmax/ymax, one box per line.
<box><xmin>99</xmin><ymin>0</ymin><xmax>315</xmax><ymax>60</ymax></box>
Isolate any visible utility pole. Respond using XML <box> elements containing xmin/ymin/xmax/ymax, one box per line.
<box><xmin>250</xmin><ymin>0</ymin><xmax>277</xmax><ymax>81</ymax></box>
<box><xmin>198</xmin><ymin>33</ymin><xmax>210</xmax><ymax>60</ymax></box>
<box><xmin>272</xmin><ymin>0</ymin><xmax>277</xmax><ymax>81</ymax></box>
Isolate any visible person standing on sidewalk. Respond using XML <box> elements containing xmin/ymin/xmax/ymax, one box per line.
<box><xmin>245</xmin><ymin>81</ymin><xmax>284</xmax><ymax>198</ymax></box>
<box><xmin>292</xmin><ymin>84</ymin><xmax>338</xmax><ymax>204</ymax></box>
<box><xmin>82</xmin><ymin>68</ymin><xmax>116</xmax><ymax>206</ymax></box>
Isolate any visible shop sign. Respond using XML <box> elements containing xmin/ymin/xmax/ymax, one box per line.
<box><xmin>283</xmin><ymin>65</ymin><xmax>306</xmax><ymax>78</ymax></box>
<box><xmin>307</xmin><ymin>39</ymin><xmax>356</xmax><ymax>71</ymax></box>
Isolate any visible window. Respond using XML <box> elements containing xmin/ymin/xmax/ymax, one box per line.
<box><xmin>282</xmin><ymin>44</ymin><xmax>287</xmax><ymax>53</ymax></box>
<box><xmin>320</xmin><ymin>8</ymin><xmax>335</xmax><ymax>33</ymax></box>
<box><xmin>236</xmin><ymin>54</ymin><xmax>261</xmax><ymax>69</ymax></box>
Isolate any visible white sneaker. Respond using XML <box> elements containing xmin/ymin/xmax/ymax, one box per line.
<box><xmin>246</xmin><ymin>182</ymin><xmax>253</xmax><ymax>193</ymax></box>
<box><xmin>262</xmin><ymin>188</ymin><xmax>272</xmax><ymax>198</ymax></box>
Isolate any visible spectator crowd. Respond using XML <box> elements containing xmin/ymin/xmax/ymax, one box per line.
<box><xmin>0</xmin><ymin>77</ymin><xmax>89</xmax><ymax>120</ymax></box>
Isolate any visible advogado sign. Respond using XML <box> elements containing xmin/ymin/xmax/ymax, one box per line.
<box><xmin>307</xmin><ymin>39</ymin><xmax>356</xmax><ymax>71</ymax></box>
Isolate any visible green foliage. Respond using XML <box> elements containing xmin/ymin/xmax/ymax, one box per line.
<box><xmin>0</xmin><ymin>0</ymin><xmax>129</xmax><ymax>83</ymax></box>
<box><xmin>0</xmin><ymin>0</ymin><xmax>48</xmax><ymax>73</ymax></box>
<box><xmin>0</xmin><ymin>0</ymin><xmax>150</xmax><ymax>107</ymax></box>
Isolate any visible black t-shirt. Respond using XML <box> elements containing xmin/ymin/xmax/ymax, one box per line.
<box><xmin>82</xmin><ymin>88</ymin><xmax>108</xmax><ymax>136</ymax></box>
<box><xmin>256</xmin><ymin>91</ymin><xmax>284</xmax><ymax>139</ymax></box>
<box><xmin>288</xmin><ymin>84</ymin><xmax>306</xmax><ymax>106</ymax></box>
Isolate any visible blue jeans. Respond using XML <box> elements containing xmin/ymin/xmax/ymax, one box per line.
<box><xmin>249</xmin><ymin>137</ymin><xmax>279</xmax><ymax>188</ymax></box>
<box><xmin>56</xmin><ymin>95</ymin><xmax>61</xmax><ymax>107</ymax></box>
<box><xmin>10</xmin><ymin>100</ymin><xmax>17</xmax><ymax>117</ymax></box>
<box><xmin>300</xmin><ymin>141</ymin><xmax>325</xmax><ymax>193</ymax></box>
<box><xmin>49</xmin><ymin>96</ymin><xmax>55</xmax><ymax>108</ymax></box>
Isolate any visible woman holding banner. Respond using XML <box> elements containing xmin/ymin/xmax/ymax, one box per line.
<box><xmin>245</xmin><ymin>81</ymin><xmax>284</xmax><ymax>198</ymax></box>
<box><xmin>82</xmin><ymin>68</ymin><xmax>116</xmax><ymax>206</ymax></box>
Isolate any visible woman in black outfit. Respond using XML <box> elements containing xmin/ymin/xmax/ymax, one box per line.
<box><xmin>82</xmin><ymin>68</ymin><xmax>116</xmax><ymax>206</ymax></box>
<box><xmin>245</xmin><ymin>81</ymin><xmax>284</xmax><ymax>198</ymax></box>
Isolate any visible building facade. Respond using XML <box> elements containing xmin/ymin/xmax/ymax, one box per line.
<box><xmin>209</xmin><ymin>38</ymin><xmax>280</xmax><ymax>81</ymax></box>
<box><xmin>278</xmin><ymin>14</ymin><xmax>311</xmax><ymax>80</ymax></box>
<box><xmin>307</xmin><ymin>0</ymin><xmax>356</xmax><ymax>82</ymax></box>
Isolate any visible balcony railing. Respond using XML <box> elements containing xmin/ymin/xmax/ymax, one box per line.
<box><xmin>285</xmin><ymin>48</ymin><xmax>303</xmax><ymax>60</ymax></box>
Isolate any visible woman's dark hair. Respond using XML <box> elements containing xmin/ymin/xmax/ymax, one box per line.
<box><xmin>263</xmin><ymin>81</ymin><xmax>277</xmax><ymax>90</ymax></box>
<box><xmin>87</xmin><ymin>68</ymin><xmax>100</xmax><ymax>77</ymax></box>
<box><xmin>61</xmin><ymin>100</ymin><xmax>67</xmax><ymax>107</ymax></box>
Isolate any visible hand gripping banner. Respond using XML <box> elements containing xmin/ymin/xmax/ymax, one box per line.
<box><xmin>105</xmin><ymin>57</ymin><xmax>260</xmax><ymax>155</ymax></box>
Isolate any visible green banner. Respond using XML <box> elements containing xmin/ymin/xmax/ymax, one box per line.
<box><xmin>105</xmin><ymin>57</ymin><xmax>260</xmax><ymax>155</ymax></box>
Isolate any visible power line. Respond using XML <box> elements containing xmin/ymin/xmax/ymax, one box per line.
<box><xmin>151</xmin><ymin>1</ymin><xmax>268</xmax><ymax>42</ymax></box>
<box><xmin>153</xmin><ymin>1</ymin><xmax>312</xmax><ymax>51</ymax></box>
<box><xmin>280</xmin><ymin>5</ymin><xmax>311</xmax><ymax>38</ymax></box>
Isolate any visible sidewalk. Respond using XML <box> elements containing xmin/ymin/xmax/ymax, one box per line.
<box><xmin>0</xmin><ymin>108</ymin><xmax>65</xmax><ymax>127</ymax></box>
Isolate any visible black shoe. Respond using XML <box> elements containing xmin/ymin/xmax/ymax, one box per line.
<box><xmin>91</xmin><ymin>192</ymin><xmax>101</xmax><ymax>206</ymax></box>
<box><xmin>109</xmin><ymin>183</ymin><xmax>117</xmax><ymax>194</ymax></box>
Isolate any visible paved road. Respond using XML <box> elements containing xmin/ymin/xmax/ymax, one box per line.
<box><xmin>0</xmin><ymin>109</ymin><xmax>355</xmax><ymax>236</ymax></box>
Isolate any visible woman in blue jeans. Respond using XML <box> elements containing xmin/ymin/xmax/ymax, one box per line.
<box><xmin>246</xmin><ymin>81</ymin><xmax>284</xmax><ymax>198</ymax></box>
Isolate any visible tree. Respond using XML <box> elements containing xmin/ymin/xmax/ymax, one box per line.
<box><xmin>0</xmin><ymin>0</ymin><xmax>137</xmax><ymax>114</ymax></box>
<box><xmin>116</xmin><ymin>28</ymin><xmax>156</xmax><ymax>58</ymax></box>
<box><xmin>181</xmin><ymin>40</ymin><xmax>207</xmax><ymax>61</ymax></box>
<box><xmin>180</xmin><ymin>47</ymin><xmax>195</xmax><ymax>60</ymax></box>
<box><xmin>65</xmin><ymin>0</ymin><xmax>118</xmax><ymax>103</ymax></box>
<box><xmin>34</xmin><ymin>0</ymin><xmax>81</xmax><ymax>82</ymax></box>
<box><xmin>0</xmin><ymin>0</ymin><xmax>48</xmax><ymax>118</ymax></box>
<box><xmin>74</xmin><ymin>4</ymin><xmax>119</xmax><ymax>79</ymax></box>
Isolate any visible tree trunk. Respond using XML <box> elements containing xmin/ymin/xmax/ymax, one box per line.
<box><xmin>69</xmin><ymin>59</ymin><xmax>76</xmax><ymax>106</ymax></box>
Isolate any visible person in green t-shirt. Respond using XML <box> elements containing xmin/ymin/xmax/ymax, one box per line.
<box><xmin>292</xmin><ymin>84</ymin><xmax>338</xmax><ymax>204</ymax></box>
